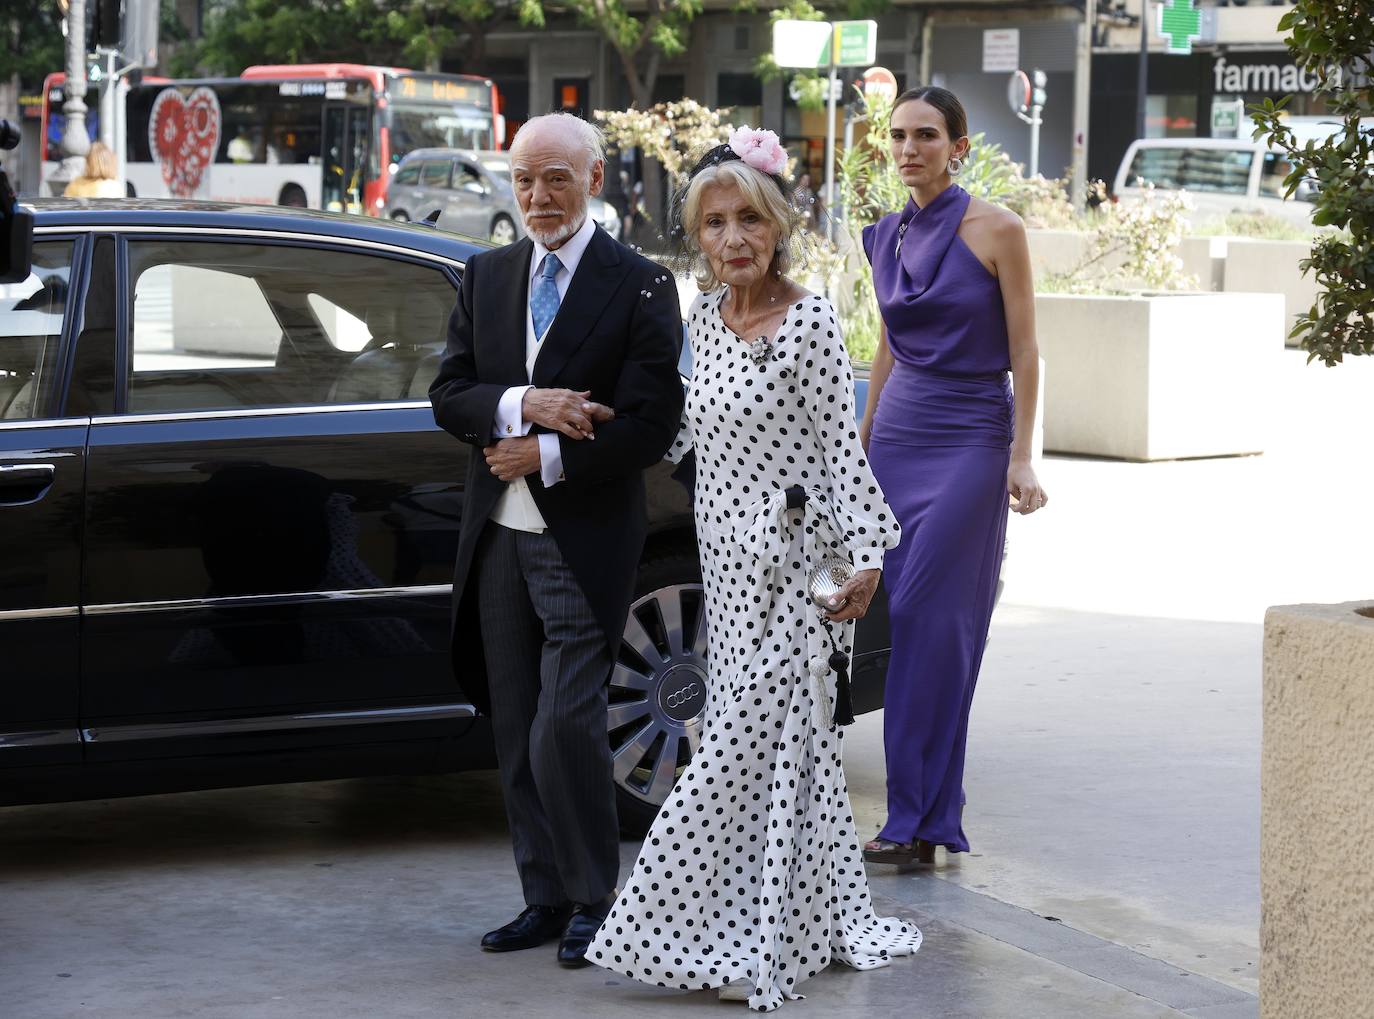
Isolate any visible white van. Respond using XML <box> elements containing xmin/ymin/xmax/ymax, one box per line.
<box><xmin>1112</xmin><ymin>137</ymin><xmax>1316</xmax><ymax>227</ymax></box>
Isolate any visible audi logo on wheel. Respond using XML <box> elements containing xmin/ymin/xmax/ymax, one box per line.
<box><xmin>665</xmin><ymin>683</ymin><xmax>700</xmax><ymax>709</ymax></box>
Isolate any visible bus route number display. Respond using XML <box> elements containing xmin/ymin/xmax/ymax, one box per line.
<box><xmin>396</xmin><ymin>77</ymin><xmax>489</xmax><ymax>107</ymax></box>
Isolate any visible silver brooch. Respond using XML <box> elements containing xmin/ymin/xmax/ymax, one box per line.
<box><xmin>746</xmin><ymin>336</ymin><xmax>773</xmax><ymax>365</ymax></box>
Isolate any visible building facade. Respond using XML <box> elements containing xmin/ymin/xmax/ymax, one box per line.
<box><xmin>1090</xmin><ymin>2</ymin><xmax>1308</xmax><ymax>185</ymax></box>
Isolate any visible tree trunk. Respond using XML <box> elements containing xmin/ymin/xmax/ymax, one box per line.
<box><xmin>462</xmin><ymin>24</ymin><xmax>489</xmax><ymax>69</ymax></box>
<box><xmin>618</xmin><ymin>48</ymin><xmax>667</xmax><ymax>250</ymax></box>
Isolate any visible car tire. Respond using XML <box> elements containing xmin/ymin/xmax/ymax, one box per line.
<box><xmin>391</xmin><ymin>210</ymin><xmax>410</xmax><ymax>222</ymax></box>
<box><xmin>489</xmin><ymin>214</ymin><xmax>517</xmax><ymax>245</ymax></box>
<box><xmin>611</xmin><ymin>545</ymin><xmax>705</xmax><ymax>838</ymax></box>
<box><xmin>278</xmin><ymin>184</ymin><xmax>308</xmax><ymax>208</ymax></box>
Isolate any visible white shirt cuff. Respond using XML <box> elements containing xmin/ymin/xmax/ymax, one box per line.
<box><xmin>493</xmin><ymin>386</ymin><xmax>534</xmax><ymax>438</ymax></box>
<box><xmin>538</xmin><ymin>433</ymin><xmax>565</xmax><ymax>487</ymax></box>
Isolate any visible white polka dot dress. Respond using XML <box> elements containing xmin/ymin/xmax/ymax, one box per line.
<box><xmin>587</xmin><ymin>292</ymin><xmax>922</xmax><ymax>1011</ymax></box>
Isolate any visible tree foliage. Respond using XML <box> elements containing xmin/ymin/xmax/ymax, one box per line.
<box><xmin>596</xmin><ymin>98</ymin><xmax>733</xmax><ymax>194</ymax></box>
<box><xmin>187</xmin><ymin>0</ymin><xmax>541</xmax><ymax>75</ymax></box>
<box><xmin>1252</xmin><ymin>0</ymin><xmax>1374</xmax><ymax>365</ymax></box>
<box><xmin>0</xmin><ymin>0</ymin><xmax>66</xmax><ymax>88</ymax></box>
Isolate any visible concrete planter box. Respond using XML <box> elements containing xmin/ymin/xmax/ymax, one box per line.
<box><xmin>1026</xmin><ymin>229</ymin><xmax>1220</xmax><ymax>291</ymax></box>
<box><xmin>1035</xmin><ymin>291</ymin><xmax>1284</xmax><ymax>461</ymax></box>
<box><xmin>1028</xmin><ymin>230</ymin><xmax>1317</xmax><ymax>348</ymax></box>
<box><xmin>1262</xmin><ymin>602</ymin><xmax>1374</xmax><ymax>1018</ymax></box>
<box><xmin>1217</xmin><ymin>238</ymin><xmax>1317</xmax><ymax>348</ymax></box>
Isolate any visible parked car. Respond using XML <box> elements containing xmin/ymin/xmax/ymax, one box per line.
<box><xmin>384</xmin><ymin>148</ymin><xmax>621</xmax><ymax>244</ymax></box>
<box><xmin>1112</xmin><ymin>137</ymin><xmax>1318</xmax><ymax>226</ymax></box>
<box><xmin>0</xmin><ymin>199</ymin><xmax>894</xmax><ymax>835</ymax></box>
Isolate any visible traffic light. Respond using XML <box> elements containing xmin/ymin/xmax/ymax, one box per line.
<box><xmin>93</xmin><ymin>0</ymin><xmax>120</xmax><ymax>49</ymax></box>
<box><xmin>90</xmin><ymin>0</ymin><xmax>159</xmax><ymax>68</ymax></box>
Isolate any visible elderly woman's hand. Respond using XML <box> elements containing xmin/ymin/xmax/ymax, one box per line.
<box><xmin>822</xmin><ymin>568</ymin><xmax>881</xmax><ymax>623</ymax></box>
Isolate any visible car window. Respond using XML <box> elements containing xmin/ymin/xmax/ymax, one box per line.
<box><xmin>0</xmin><ymin>240</ymin><xmax>75</xmax><ymax>420</ymax></box>
<box><xmin>127</xmin><ymin>241</ymin><xmax>456</xmax><ymax>414</ymax></box>
<box><xmin>1177</xmin><ymin>149</ymin><xmax>1254</xmax><ymax>195</ymax></box>
<box><xmin>1127</xmin><ymin>147</ymin><xmax>1255</xmax><ymax>195</ymax></box>
<box><xmin>420</xmin><ymin>161</ymin><xmax>451</xmax><ymax>188</ymax></box>
<box><xmin>393</xmin><ymin>163</ymin><xmax>422</xmax><ymax>186</ymax></box>
<box><xmin>1260</xmin><ymin>152</ymin><xmax>1316</xmax><ymax>202</ymax></box>
<box><xmin>453</xmin><ymin>163</ymin><xmax>482</xmax><ymax>190</ymax></box>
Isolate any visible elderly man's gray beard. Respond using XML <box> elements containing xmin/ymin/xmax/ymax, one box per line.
<box><xmin>523</xmin><ymin>190</ymin><xmax>589</xmax><ymax>247</ymax></box>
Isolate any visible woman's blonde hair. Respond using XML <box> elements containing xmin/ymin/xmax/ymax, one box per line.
<box><xmin>83</xmin><ymin>141</ymin><xmax>118</xmax><ymax>182</ymax></box>
<box><xmin>679</xmin><ymin>160</ymin><xmax>799</xmax><ymax>292</ymax></box>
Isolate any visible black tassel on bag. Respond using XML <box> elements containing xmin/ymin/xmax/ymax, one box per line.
<box><xmin>829</xmin><ymin>649</ymin><xmax>855</xmax><ymax>726</ymax></box>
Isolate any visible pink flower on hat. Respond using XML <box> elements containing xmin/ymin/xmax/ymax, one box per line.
<box><xmin>728</xmin><ymin>125</ymin><xmax>788</xmax><ymax>176</ymax></box>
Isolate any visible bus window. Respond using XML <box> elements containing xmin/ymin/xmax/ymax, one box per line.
<box><xmin>389</xmin><ymin>104</ymin><xmax>493</xmax><ymax>163</ymax></box>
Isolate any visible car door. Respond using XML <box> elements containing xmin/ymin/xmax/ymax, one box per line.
<box><xmin>414</xmin><ymin>159</ymin><xmax>452</xmax><ymax>223</ymax></box>
<box><xmin>389</xmin><ymin>162</ymin><xmax>422</xmax><ymax>219</ymax></box>
<box><xmin>0</xmin><ymin>234</ymin><xmax>88</xmax><ymax>770</ymax></box>
<box><xmin>444</xmin><ymin>160</ymin><xmax>490</xmax><ymax>238</ymax></box>
<box><xmin>78</xmin><ymin>230</ymin><xmax>472</xmax><ymax>762</ymax></box>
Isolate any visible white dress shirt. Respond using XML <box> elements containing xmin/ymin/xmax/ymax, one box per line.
<box><xmin>489</xmin><ymin>213</ymin><xmax>599</xmax><ymax>533</ymax></box>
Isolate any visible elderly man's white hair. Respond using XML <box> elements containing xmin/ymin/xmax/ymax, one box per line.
<box><xmin>512</xmin><ymin>113</ymin><xmax>605</xmax><ymax>171</ymax></box>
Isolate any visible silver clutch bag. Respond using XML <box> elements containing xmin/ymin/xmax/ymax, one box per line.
<box><xmin>808</xmin><ymin>555</ymin><xmax>854</xmax><ymax>611</ymax></box>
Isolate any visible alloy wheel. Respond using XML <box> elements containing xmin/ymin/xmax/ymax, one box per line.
<box><xmin>608</xmin><ymin>583</ymin><xmax>708</xmax><ymax>810</ymax></box>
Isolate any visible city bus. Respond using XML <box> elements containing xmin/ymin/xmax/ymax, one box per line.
<box><xmin>41</xmin><ymin>63</ymin><xmax>504</xmax><ymax>215</ymax></box>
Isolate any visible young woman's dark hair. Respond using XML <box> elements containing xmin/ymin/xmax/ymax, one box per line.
<box><xmin>891</xmin><ymin>86</ymin><xmax>969</xmax><ymax>142</ymax></box>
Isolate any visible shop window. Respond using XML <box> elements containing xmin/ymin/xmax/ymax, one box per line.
<box><xmin>1145</xmin><ymin>95</ymin><xmax>1198</xmax><ymax>139</ymax></box>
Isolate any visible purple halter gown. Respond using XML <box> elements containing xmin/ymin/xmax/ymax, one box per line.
<box><xmin>862</xmin><ymin>184</ymin><xmax>1012</xmax><ymax>853</ymax></box>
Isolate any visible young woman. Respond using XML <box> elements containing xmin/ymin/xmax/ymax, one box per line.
<box><xmin>860</xmin><ymin>88</ymin><xmax>1049</xmax><ymax>866</ymax></box>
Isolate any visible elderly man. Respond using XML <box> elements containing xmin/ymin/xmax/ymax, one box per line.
<box><xmin>429</xmin><ymin>113</ymin><xmax>683</xmax><ymax>967</ymax></box>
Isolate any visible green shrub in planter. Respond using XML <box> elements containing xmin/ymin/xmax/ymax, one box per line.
<box><xmin>1252</xmin><ymin>0</ymin><xmax>1373</xmax><ymax>365</ymax></box>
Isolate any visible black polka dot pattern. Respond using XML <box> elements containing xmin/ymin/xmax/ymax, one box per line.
<box><xmin>587</xmin><ymin>292</ymin><xmax>921</xmax><ymax>1012</ymax></box>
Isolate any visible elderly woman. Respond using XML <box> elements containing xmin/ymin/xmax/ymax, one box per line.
<box><xmin>587</xmin><ymin>128</ymin><xmax>922</xmax><ymax>1012</ymax></box>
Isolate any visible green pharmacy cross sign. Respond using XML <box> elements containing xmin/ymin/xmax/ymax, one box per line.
<box><xmin>1157</xmin><ymin>0</ymin><xmax>1203</xmax><ymax>55</ymax></box>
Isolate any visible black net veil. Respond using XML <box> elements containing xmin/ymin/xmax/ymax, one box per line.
<box><xmin>664</xmin><ymin>138</ymin><xmax>812</xmax><ymax>288</ymax></box>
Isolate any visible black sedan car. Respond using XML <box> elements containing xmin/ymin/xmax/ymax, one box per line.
<box><xmin>0</xmin><ymin>200</ymin><xmax>892</xmax><ymax>834</ymax></box>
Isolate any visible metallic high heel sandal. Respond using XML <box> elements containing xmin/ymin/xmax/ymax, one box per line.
<box><xmin>862</xmin><ymin>836</ymin><xmax>919</xmax><ymax>865</ymax></box>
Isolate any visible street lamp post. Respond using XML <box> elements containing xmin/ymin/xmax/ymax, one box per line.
<box><xmin>50</xmin><ymin>0</ymin><xmax>91</xmax><ymax>194</ymax></box>
<box><xmin>1135</xmin><ymin>0</ymin><xmax>1149</xmax><ymax>141</ymax></box>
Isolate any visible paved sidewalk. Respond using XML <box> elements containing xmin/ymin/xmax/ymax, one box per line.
<box><xmin>10</xmin><ymin>352</ymin><xmax>1357</xmax><ymax>1017</ymax></box>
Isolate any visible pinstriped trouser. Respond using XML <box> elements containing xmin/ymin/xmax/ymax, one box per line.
<box><xmin>473</xmin><ymin>522</ymin><xmax>620</xmax><ymax>907</ymax></box>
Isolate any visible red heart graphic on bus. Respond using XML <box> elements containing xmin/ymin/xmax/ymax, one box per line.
<box><xmin>149</xmin><ymin>86</ymin><xmax>221</xmax><ymax>198</ymax></box>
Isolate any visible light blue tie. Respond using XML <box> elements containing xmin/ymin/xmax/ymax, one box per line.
<box><xmin>530</xmin><ymin>252</ymin><xmax>562</xmax><ymax>341</ymax></box>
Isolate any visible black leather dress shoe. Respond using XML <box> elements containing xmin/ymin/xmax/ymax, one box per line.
<box><xmin>557</xmin><ymin>896</ymin><xmax>615</xmax><ymax>968</ymax></box>
<box><xmin>481</xmin><ymin>904</ymin><xmax>572</xmax><ymax>953</ymax></box>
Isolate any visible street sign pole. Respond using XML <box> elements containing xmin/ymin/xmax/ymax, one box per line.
<box><xmin>824</xmin><ymin>58</ymin><xmax>837</xmax><ymax>246</ymax></box>
<box><xmin>98</xmin><ymin>49</ymin><xmax>118</xmax><ymax>151</ymax></box>
<box><xmin>773</xmin><ymin>18</ymin><xmax>876</xmax><ymax>249</ymax></box>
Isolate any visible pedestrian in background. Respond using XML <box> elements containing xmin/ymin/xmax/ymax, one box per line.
<box><xmin>63</xmin><ymin>142</ymin><xmax>122</xmax><ymax>198</ymax></box>
<box><xmin>859</xmin><ymin>87</ymin><xmax>1048</xmax><ymax>866</ymax></box>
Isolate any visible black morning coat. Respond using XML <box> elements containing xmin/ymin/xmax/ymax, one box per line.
<box><xmin>429</xmin><ymin>224</ymin><xmax>685</xmax><ymax>716</ymax></box>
